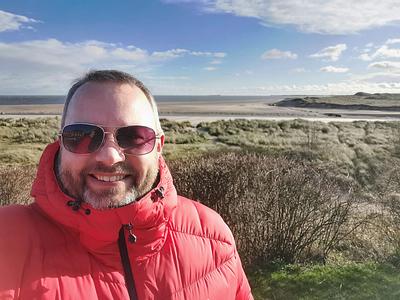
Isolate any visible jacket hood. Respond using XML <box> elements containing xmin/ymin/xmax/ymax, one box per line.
<box><xmin>31</xmin><ymin>141</ymin><xmax>177</xmax><ymax>260</ymax></box>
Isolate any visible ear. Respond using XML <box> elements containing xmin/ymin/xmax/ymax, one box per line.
<box><xmin>156</xmin><ymin>134</ymin><xmax>165</xmax><ymax>154</ymax></box>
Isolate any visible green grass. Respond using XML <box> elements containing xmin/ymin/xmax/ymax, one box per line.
<box><xmin>249</xmin><ymin>262</ymin><xmax>400</xmax><ymax>300</ymax></box>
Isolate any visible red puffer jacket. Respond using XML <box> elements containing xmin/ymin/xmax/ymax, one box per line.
<box><xmin>0</xmin><ymin>142</ymin><xmax>253</xmax><ymax>300</ymax></box>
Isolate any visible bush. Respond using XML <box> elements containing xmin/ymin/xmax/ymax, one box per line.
<box><xmin>0</xmin><ymin>165</ymin><xmax>36</xmax><ymax>206</ymax></box>
<box><xmin>160</xmin><ymin>119</ymin><xmax>194</xmax><ymax>132</ymax></box>
<box><xmin>169</xmin><ymin>151</ymin><xmax>356</xmax><ymax>266</ymax></box>
<box><xmin>373</xmin><ymin>159</ymin><xmax>400</xmax><ymax>256</ymax></box>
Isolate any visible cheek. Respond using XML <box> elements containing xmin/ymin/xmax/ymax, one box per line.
<box><xmin>59</xmin><ymin>149</ymin><xmax>90</xmax><ymax>174</ymax></box>
<box><xmin>125</xmin><ymin>156</ymin><xmax>147</xmax><ymax>174</ymax></box>
<box><xmin>126</xmin><ymin>154</ymin><xmax>157</xmax><ymax>174</ymax></box>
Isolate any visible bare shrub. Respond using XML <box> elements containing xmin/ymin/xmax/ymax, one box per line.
<box><xmin>0</xmin><ymin>165</ymin><xmax>36</xmax><ymax>206</ymax></box>
<box><xmin>169</xmin><ymin>151</ymin><xmax>356</xmax><ymax>266</ymax></box>
<box><xmin>373</xmin><ymin>158</ymin><xmax>400</xmax><ymax>259</ymax></box>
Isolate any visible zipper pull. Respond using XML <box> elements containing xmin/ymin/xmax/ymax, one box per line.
<box><xmin>124</xmin><ymin>223</ymin><xmax>137</xmax><ymax>243</ymax></box>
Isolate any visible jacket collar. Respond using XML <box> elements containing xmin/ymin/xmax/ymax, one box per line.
<box><xmin>31</xmin><ymin>141</ymin><xmax>177</xmax><ymax>259</ymax></box>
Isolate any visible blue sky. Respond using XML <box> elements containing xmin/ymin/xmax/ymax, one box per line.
<box><xmin>1</xmin><ymin>0</ymin><xmax>400</xmax><ymax>95</ymax></box>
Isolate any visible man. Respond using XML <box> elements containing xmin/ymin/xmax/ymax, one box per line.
<box><xmin>0</xmin><ymin>70</ymin><xmax>253</xmax><ymax>300</ymax></box>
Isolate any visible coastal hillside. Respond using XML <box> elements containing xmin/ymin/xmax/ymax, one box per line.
<box><xmin>273</xmin><ymin>92</ymin><xmax>400</xmax><ymax>111</ymax></box>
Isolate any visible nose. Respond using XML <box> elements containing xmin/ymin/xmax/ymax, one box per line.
<box><xmin>94</xmin><ymin>134</ymin><xmax>125</xmax><ymax>166</ymax></box>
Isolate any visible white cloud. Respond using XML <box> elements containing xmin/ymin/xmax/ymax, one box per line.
<box><xmin>320</xmin><ymin>66</ymin><xmax>349</xmax><ymax>73</ymax></box>
<box><xmin>359</xmin><ymin>53</ymin><xmax>373</xmax><ymax>61</ymax></box>
<box><xmin>151</xmin><ymin>49</ymin><xmax>227</xmax><ymax>59</ymax></box>
<box><xmin>360</xmin><ymin>45</ymin><xmax>400</xmax><ymax>61</ymax></box>
<box><xmin>0</xmin><ymin>10</ymin><xmax>39</xmax><ymax>32</ymax></box>
<box><xmin>310</xmin><ymin>44</ymin><xmax>347</xmax><ymax>61</ymax></box>
<box><xmin>386</xmin><ymin>38</ymin><xmax>400</xmax><ymax>45</ymax></box>
<box><xmin>204</xmin><ymin>66</ymin><xmax>217</xmax><ymax>71</ymax></box>
<box><xmin>374</xmin><ymin>45</ymin><xmax>400</xmax><ymax>58</ymax></box>
<box><xmin>112</xmin><ymin>47</ymin><xmax>149</xmax><ymax>61</ymax></box>
<box><xmin>214</xmin><ymin>53</ymin><xmax>226</xmax><ymax>58</ymax></box>
<box><xmin>152</xmin><ymin>48</ymin><xmax>189</xmax><ymax>59</ymax></box>
<box><xmin>193</xmin><ymin>81</ymin><xmax>400</xmax><ymax>95</ymax></box>
<box><xmin>191</xmin><ymin>51</ymin><xmax>226</xmax><ymax>58</ymax></box>
<box><xmin>163</xmin><ymin>0</ymin><xmax>400</xmax><ymax>34</ymax></box>
<box><xmin>210</xmin><ymin>59</ymin><xmax>222</xmax><ymax>64</ymax></box>
<box><xmin>239</xmin><ymin>82</ymin><xmax>400</xmax><ymax>94</ymax></box>
<box><xmin>144</xmin><ymin>73</ymin><xmax>400</xmax><ymax>95</ymax></box>
<box><xmin>368</xmin><ymin>61</ymin><xmax>400</xmax><ymax>70</ymax></box>
<box><xmin>365</xmin><ymin>42</ymin><xmax>374</xmax><ymax>48</ymax></box>
<box><xmin>261</xmin><ymin>49</ymin><xmax>297</xmax><ymax>60</ymax></box>
<box><xmin>0</xmin><ymin>39</ymin><xmax>225</xmax><ymax>94</ymax></box>
<box><xmin>351</xmin><ymin>71</ymin><xmax>400</xmax><ymax>81</ymax></box>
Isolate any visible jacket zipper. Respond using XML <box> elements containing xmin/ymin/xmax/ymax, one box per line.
<box><xmin>118</xmin><ymin>226</ymin><xmax>138</xmax><ymax>300</ymax></box>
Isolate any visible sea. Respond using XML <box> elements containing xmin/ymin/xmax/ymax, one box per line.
<box><xmin>0</xmin><ymin>95</ymin><xmax>289</xmax><ymax>105</ymax></box>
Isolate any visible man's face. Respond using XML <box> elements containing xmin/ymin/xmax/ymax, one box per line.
<box><xmin>57</xmin><ymin>82</ymin><xmax>164</xmax><ymax>209</ymax></box>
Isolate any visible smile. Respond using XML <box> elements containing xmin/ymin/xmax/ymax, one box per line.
<box><xmin>91</xmin><ymin>174</ymin><xmax>128</xmax><ymax>182</ymax></box>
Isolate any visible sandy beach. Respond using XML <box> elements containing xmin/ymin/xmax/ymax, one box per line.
<box><xmin>1</xmin><ymin>101</ymin><xmax>400</xmax><ymax>123</ymax></box>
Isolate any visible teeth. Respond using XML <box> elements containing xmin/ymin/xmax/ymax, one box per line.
<box><xmin>94</xmin><ymin>175</ymin><xmax>125</xmax><ymax>182</ymax></box>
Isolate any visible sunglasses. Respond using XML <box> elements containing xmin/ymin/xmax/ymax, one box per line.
<box><xmin>59</xmin><ymin>123</ymin><xmax>160</xmax><ymax>155</ymax></box>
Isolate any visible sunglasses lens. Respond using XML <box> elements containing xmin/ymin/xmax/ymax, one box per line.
<box><xmin>116</xmin><ymin>126</ymin><xmax>156</xmax><ymax>155</ymax></box>
<box><xmin>62</xmin><ymin>124</ymin><xmax>103</xmax><ymax>154</ymax></box>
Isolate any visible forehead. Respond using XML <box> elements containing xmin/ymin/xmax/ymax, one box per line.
<box><xmin>64</xmin><ymin>82</ymin><xmax>156</xmax><ymax>128</ymax></box>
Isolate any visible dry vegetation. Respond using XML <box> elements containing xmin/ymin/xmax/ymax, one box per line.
<box><xmin>170</xmin><ymin>152</ymin><xmax>357</xmax><ymax>266</ymax></box>
<box><xmin>0</xmin><ymin>164</ymin><xmax>36</xmax><ymax>206</ymax></box>
<box><xmin>2</xmin><ymin>117</ymin><xmax>400</xmax><ymax>189</ymax></box>
<box><xmin>2</xmin><ymin>117</ymin><xmax>400</xmax><ymax>298</ymax></box>
<box><xmin>0</xmin><ymin>117</ymin><xmax>59</xmax><ymax>164</ymax></box>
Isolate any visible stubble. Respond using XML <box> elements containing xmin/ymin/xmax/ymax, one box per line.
<box><xmin>55</xmin><ymin>151</ymin><xmax>159</xmax><ymax>210</ymax></box>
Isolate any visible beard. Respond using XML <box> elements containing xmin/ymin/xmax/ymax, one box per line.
<box><xmin>55</xmin><ymin>152</ymin><xmax>160</xmax><ymax>210</ymax></box>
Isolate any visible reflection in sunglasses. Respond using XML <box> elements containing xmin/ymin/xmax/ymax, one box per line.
<box><xmin>60</xmin><ymin>123</ymin><xmax>160</xmax><ymax>156</ymax></box>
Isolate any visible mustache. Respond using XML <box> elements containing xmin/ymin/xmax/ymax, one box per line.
<box><xmin>88</xmin><ymin>162</ymin><xmax>135</xmax><ymax>174</ymax></box>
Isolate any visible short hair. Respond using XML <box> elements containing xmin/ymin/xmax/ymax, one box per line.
<box><xmin>61</xmin><ymin>70</ymin><xmax>163</xmax><ymax>134</ymax></box>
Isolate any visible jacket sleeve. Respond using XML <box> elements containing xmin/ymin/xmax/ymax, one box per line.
<box><xmin>235</xmin><ymin>250</ymin><xmax>254</xmax><ymax>300</ymax></box>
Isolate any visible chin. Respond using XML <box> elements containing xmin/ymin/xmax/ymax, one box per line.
<box><xmin>83</xmin><ymin>189</ymin><xmax>138</xmax><ymax>210</ymax></box>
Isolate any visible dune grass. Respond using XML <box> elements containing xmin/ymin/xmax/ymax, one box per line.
<box><xmin>1</xmin><ymin>117</ymin><xmax>400</xmax><ymax>191</ymax></box>
<box><xmin>249</xmin><ymin>261</ymin><xmax>400</xmax><ymax>300</ymax></box>
<box><xmin>0</xmin><ymin>117</ymin><xmax>59</xmax><ymax>164</ymax></box>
